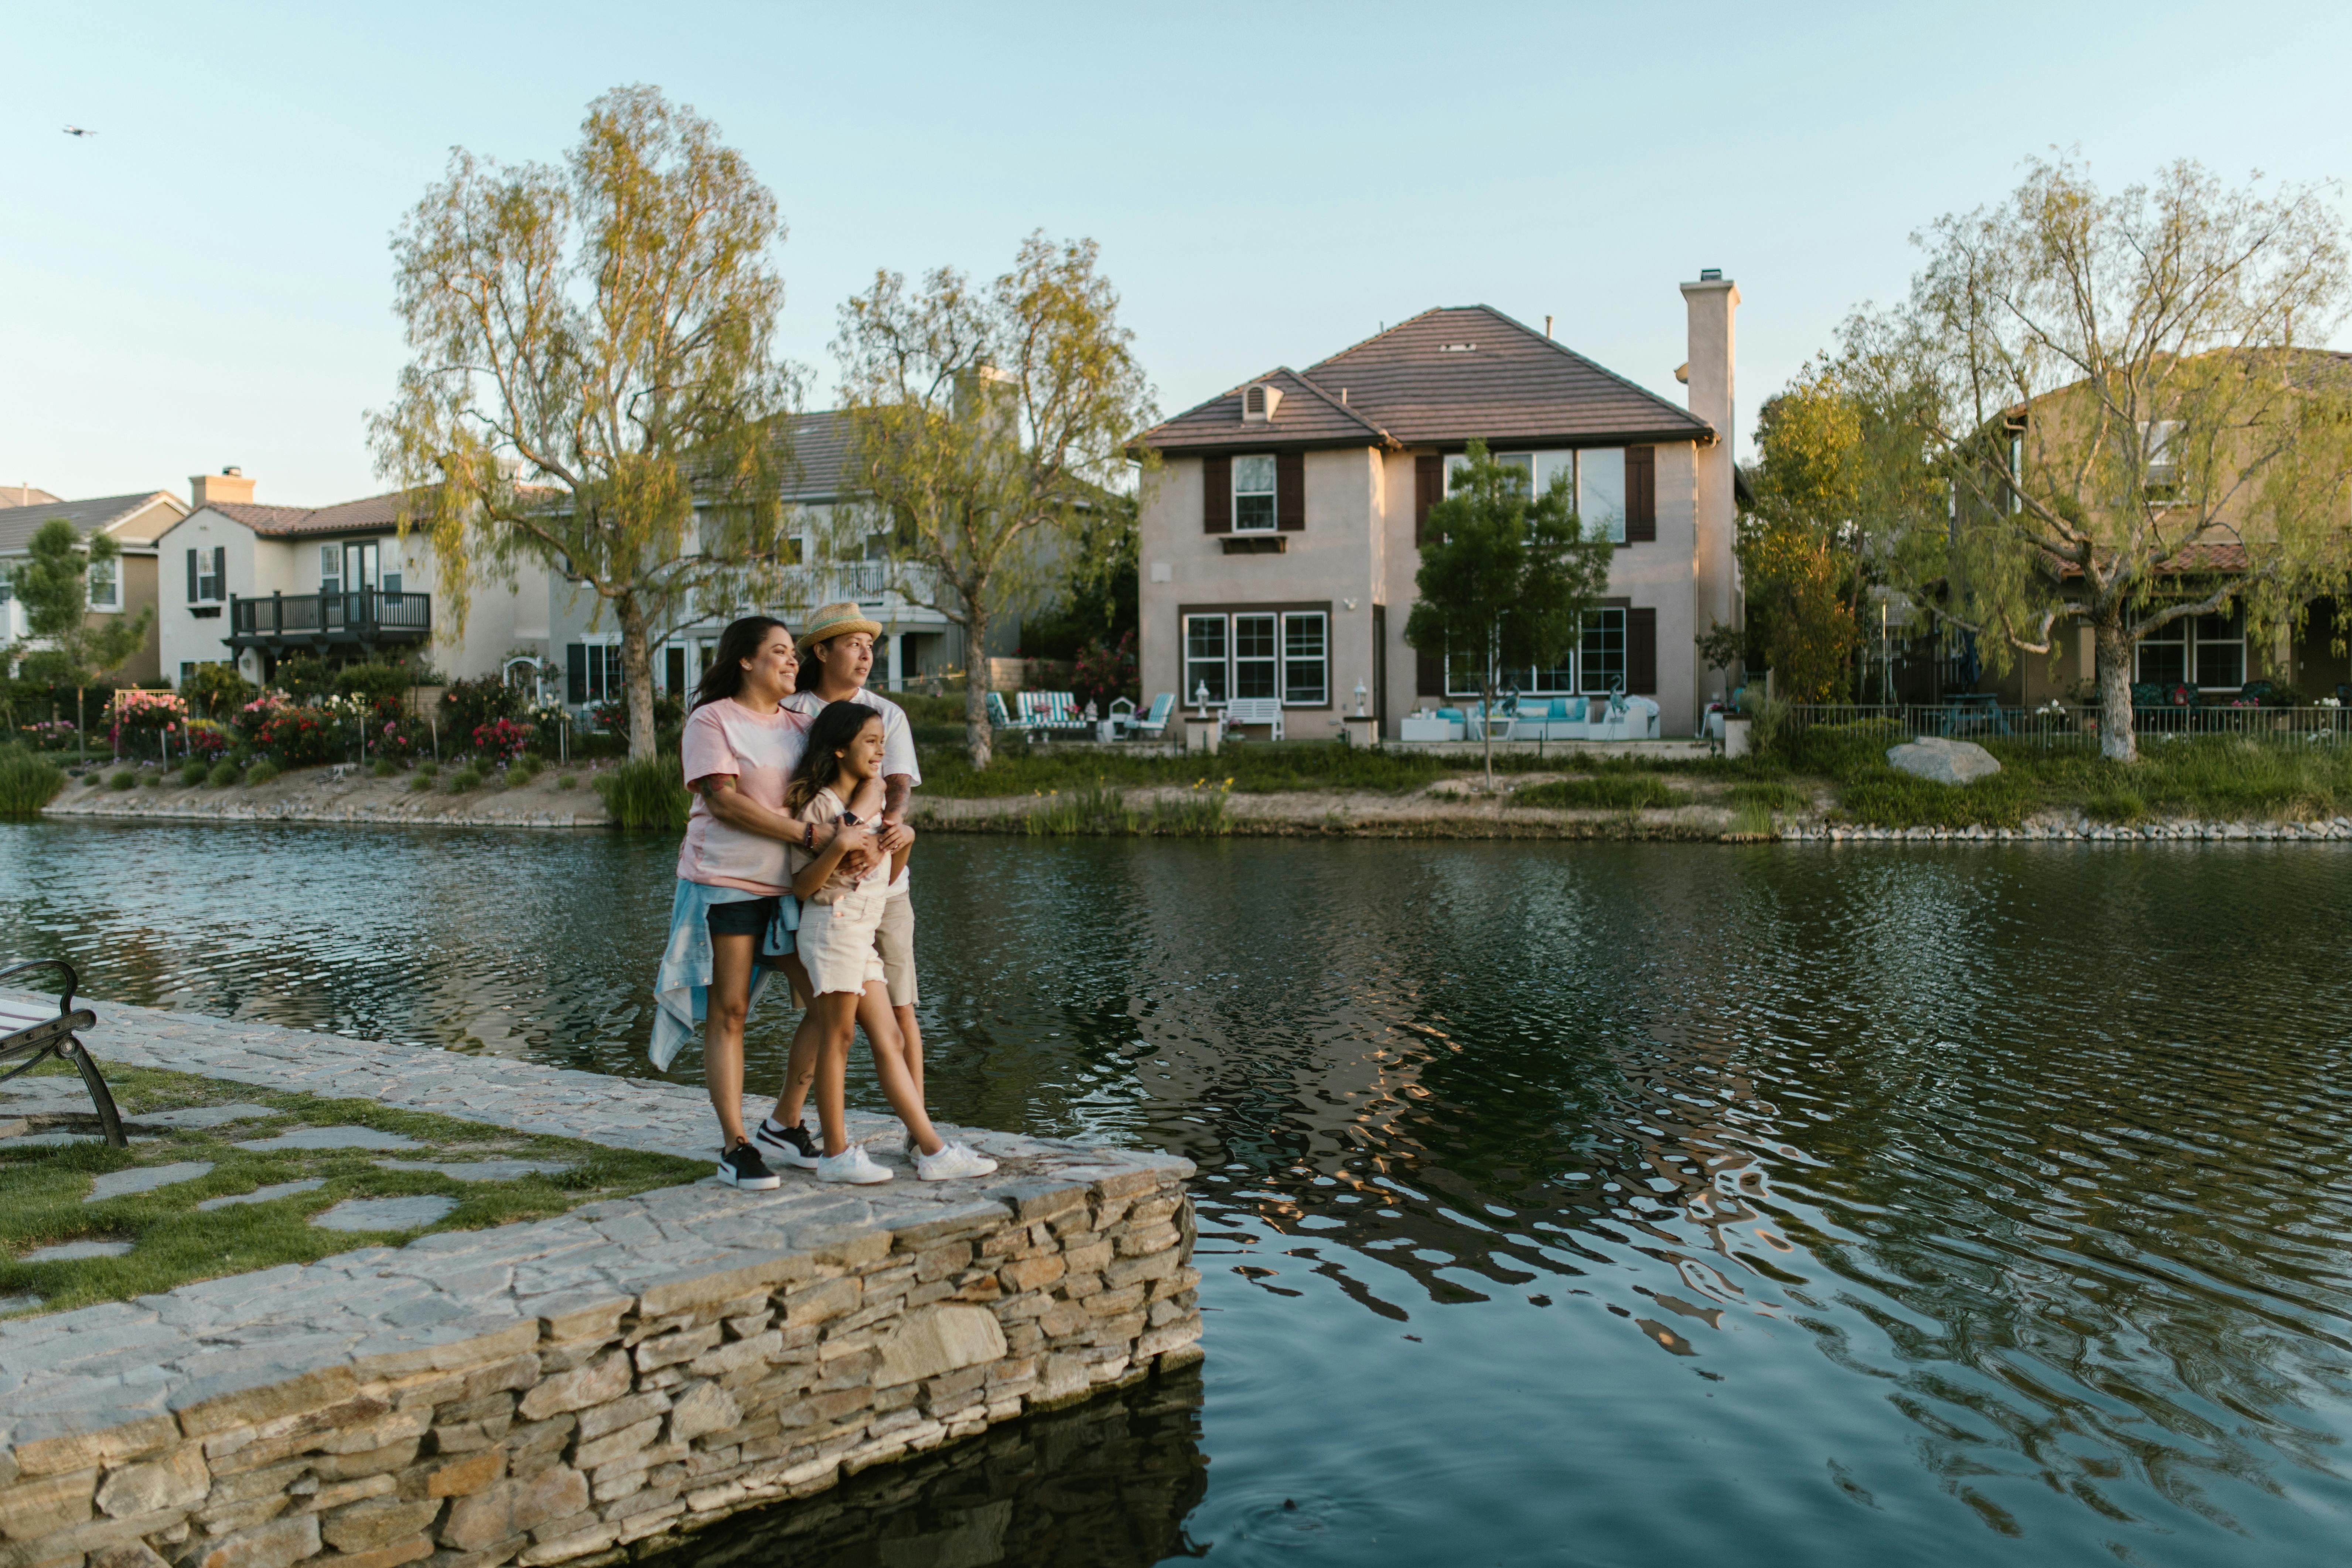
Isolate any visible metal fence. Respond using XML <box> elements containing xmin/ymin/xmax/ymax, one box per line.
<box><xmin>1781</xmin><ymin>701</ymin><xmax>2352</xmax><ymax>749</ymax></box>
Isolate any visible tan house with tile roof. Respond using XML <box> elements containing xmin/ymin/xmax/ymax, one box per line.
<box><xmin>0</xmin><ymin>488</ymin><xmax>189</xmax><ymax>683</ymax></box>
<box><xmin>154</xmin><ymin>469</ymin><xmax>552</xmax><ymax>689</ymax></box>
<box><xmin>1134</xmin><ymin>276</ymin><xmax>1742</xmax><ymax>739</ymax></box>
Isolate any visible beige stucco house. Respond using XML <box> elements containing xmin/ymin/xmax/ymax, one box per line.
<box><xmin>1133</xmin><ymin>276</ymin><xmax>1742</xmax><ymax>738</ymax></box>
<box><xmin>0</xmin><ymin>488</ymin><xmax>188</xmax><ymax>684</ymax></box>
<box><xmin>154</xmin><ymin>469</ymin><xmax>550</xmax><ymax>689</ymax></box>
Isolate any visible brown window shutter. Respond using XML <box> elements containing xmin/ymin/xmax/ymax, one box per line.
<box><xmin>1626</xmin><ymin>607</ymin><xmax>1658</xmax><ymax>694</ymax></box>
<box><xmin>1414</xmin><ymin>454</ymin><xmax>1442</xmax><ymax>546</ymax></box>
<box><xmin>1417</xmin><ymin>646</ymin><xmax>1445</xmax><ymax>697</ymax></box>
<box><xmin>1625</xmin><ymin>446</ymin><xmax>1656</xmax><ymax>542</ymax></box>
<box><xmin>1203</xmin><ymin>455</ymin><xmax>1231</xmax><ymax>534</ymax></box>
<box><xmin>1276</xmin><ymin>452</ymin><xmax>1305</xmax><ymax>531</ymax></box>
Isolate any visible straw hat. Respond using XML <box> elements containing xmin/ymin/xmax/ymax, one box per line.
<box><xmin>798</xmin><ymin>601</ymin><xmax>883</xmax><ymax>646</ymax></box>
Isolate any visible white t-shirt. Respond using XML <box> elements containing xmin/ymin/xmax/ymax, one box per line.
<box><xmin>784</xmin><ymin>686</ymin><xmax>919</xmax><ymax>898</ymax></box>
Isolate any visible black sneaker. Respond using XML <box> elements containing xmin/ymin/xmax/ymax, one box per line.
<box><xmin>753</xmin><ymin>1119</ymin><xmax>820</xmax><ymax>1171</ymax></box>
<box><xmin>716</xmin><ymin>1140</ymin><xmax>781</xmax><ymax>1190</ymax></box>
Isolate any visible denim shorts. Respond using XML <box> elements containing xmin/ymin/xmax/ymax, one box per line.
<box><xmin>706</xmin><ymin>896</ymin><xmax>782</xmax><ymax>939</ymax></box>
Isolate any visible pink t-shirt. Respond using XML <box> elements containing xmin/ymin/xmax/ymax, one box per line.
<box><xmin>676</xmin><ymin>698</ymin><xmax>811</xmax><ymax>895</ymax></box>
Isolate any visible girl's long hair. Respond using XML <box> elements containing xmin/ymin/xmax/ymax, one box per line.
<box><xmin>784</xmin><ymin>701</ymin><xmax>881</xmax><ymax>813</ymax></box>
<box><xmin>690</xmin><ymin>616</ymin><xmax>791</xmax><ymax>712</ymax></box>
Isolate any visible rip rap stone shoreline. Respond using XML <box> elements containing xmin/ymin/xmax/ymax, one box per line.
<box><xmin>0</xmin><ymin>998</ymin><xmax>1199</xmax><ymax>1568</ymax></box>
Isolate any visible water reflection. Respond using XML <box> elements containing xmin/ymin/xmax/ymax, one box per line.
<box><xmin>651</xmin><ymin>1371</ymin><xmax>1206</xmax><ymax>1568</ymax></box>
<box><xmin>8</xmin><ymin>824</ymin><xmax>2352</xmax><ymax>1563</ymax></box>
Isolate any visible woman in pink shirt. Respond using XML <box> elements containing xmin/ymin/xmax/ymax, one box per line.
<box><xmin>651</xmin><ymin>615</ymin><xmax>887</xmax><ymax>1187</ymax></box>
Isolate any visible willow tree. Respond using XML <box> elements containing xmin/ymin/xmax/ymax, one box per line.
<box><xmin>1847</xmin><ymin>156</ymin><xmax>2352</xmax><ymax>760</ymax></box>
<box><xmin>372</xmin><ymin>85</ymin><xmax>795</xmax><ymax>758</ymax></box>
<box><xmin>832</xmin><ymin>233</ymin><xmax>1155</xmax><ymax>767</ymax></box>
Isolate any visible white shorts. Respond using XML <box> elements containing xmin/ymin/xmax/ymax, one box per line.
<box><xmin>795</xmin><ymin>887</ymin><xmax>888</xmax><ymax>997</ymax></box>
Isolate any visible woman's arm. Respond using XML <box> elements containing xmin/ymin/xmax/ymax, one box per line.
<box><xmin>696</xmin><ymin>776</ymin><xmax>850</xmax><ymax>850</ymax></box>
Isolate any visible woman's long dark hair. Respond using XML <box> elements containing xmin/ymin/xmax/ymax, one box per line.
<box><xmin>785</xmin><ymin>701</ymin><xmax>882</xmax><ymax>813</ymax></box>
<box><xmin>691</xmin><ymin>616</ymin><xmax>792</xmax><ymax>712</ymax></box>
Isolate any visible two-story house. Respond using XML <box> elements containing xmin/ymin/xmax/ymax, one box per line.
<box><xmin>0</xmin><ymin>488</ymin><xmax>188</xmax><ymax>683</ymax></box>
<box><xmin>154</xmin><ymin>469</ymin><xmax>550</xmax><ymax>688</ymax></box>
<box><xmin>1134</xmin><ymin>275</ymin><xmax>1742</xmax><ymax>738</ymax></box>
<box><xmin>546</xmin><ymin>410</ymin><xmax>989</xmax><ymax>706</ymax></box>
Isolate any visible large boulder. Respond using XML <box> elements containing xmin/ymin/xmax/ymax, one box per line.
<box><xmin>1885</xmin><ymin>735</ymin><xmax>2001</xmax><ymax>785</ymax></box>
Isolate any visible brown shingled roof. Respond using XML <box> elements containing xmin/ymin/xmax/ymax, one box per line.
<box><xmin>1137</xmin><ymin>305</ymin><xmax>1713</xmax><ymax>456</ymax></box>
<box><xmin>200</xmin><ymin>491</ymin><xmax>425</xmax><ymax>538</ymax></box>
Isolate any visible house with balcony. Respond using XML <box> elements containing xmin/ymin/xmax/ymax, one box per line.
<box><xmin>0</xmin><ymin>488</ymin><xmax>187</xmax><ymax>683</ymax></box>
<box><xmin>154</xmin><ymin>469</ymin><xmax>551</xmax><ymax>689</ymax></box>
<box><xmin>1132</xmin><ymin>276</ymin><xmax>1744</xmax><ymax>739</ymax></box>
<box><xmin>547</xmin><ymin>409</ymin><xmax>994</xmax><ymax>706</ymax></box>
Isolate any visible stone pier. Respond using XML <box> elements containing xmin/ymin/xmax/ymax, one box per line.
<box><xmin>0</xmin><ymin>1000</ymin><xmax>1200</xmax><ymax>1568</ymax></box>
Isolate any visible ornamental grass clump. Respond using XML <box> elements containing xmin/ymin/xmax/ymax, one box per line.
<box><xmin>503</xmin><ymin>762</ymin><xmax>533</xmax><ymax>788</ymax></box>
<box><xmin>448</xmin><ymin>764</ymin><xmax>484</xmax><ymax>793</ymax></box>
<box><xmin>1513</xmin><ymin>776</ymin><xmax>1675</xmax><ymax>811</ymax></box>
<box><xmin>245</xmin><ymin>759</ymin><xmax>280</xmax><ymax>786</ymax></box>
<box><xmin>179</xmin><ymin>758</ymin><xmax>209</xmax><ymax>788</ymax></box>
<box><xmin>374</xmin><ymin>758</ymin><xmax>400</xmax><ymax>779</ymax></box>
<box><xmin>594</xmin><ymin>755</ymin><xmax>690</xmax><ymax>830</ymax></box>
<box><xmin>109</xmin><ymin>769</ymin><xmax>134</xmax><ymax>790</ymax></box>
<box><xmin>0</xmin><ymin>748</ymin><xmax>65</xmax><ymax>819</ymax></box>
<box><xmin>206</xmin><ymin>760</ymin><xmax>240</xmax><ymax>788</ymax></box>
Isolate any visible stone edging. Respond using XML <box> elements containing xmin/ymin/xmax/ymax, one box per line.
<box><xmin>0</xmin><ymin>1001</ymin><xmax>1199</xmax><ymax>1568</ymax></box>
<box><xmin>1785</xmin><ymin>816</ymin><xmax>2352</xmax><ymax>843</ymax></box>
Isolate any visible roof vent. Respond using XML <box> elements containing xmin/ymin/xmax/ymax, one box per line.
<box><xmin>1242</xmin><ymin>382</ymin><xmax>1283</xmax><ymax>423</ymax></box>
<box><xmin>1437</xmin><ymin>343</ymin><xmax>1477</xmax><ymax>353</ymax></box>
<box><xmin>1699</xmin><ymin>268</ymin><xmax>1723</xmax><ymax>281</ymax></box>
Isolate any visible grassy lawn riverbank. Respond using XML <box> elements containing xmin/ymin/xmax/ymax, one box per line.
<box><xmin>0</xmin><ymin>1062</ymin><xmax>704</xmax><ymax>1316</ymax></box>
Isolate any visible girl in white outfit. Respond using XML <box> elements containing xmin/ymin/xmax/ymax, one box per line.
<box><xmin>785</xmin><ymin>700</ymin><xmax>996</xmax><ymax>1185</ymax></box>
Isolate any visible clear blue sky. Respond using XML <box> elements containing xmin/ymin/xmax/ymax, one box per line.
<box><xmin>6</xmin><ymin>1</ymin><xmax>2348</xmax><ymax>506</ymax></box>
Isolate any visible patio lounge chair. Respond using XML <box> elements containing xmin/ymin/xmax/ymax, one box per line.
<box><xmin>1133</xmin><ymin>693</ymin><xmax>1176</xmax><ymax>739</ymax></box>
<box><xmin>1017</xmin><ymin>691</ymin><xmax>1091</xmax><ymax>740</ymax></box>
<box><xmin>986</xmin><ymin>691</ymin><xmax>1015</xmax><ymax>733</ymax></box>
<box><xmin>0</xmin><ymin>959</ymin><xmax>124</xmax><ymax>1148</ymax></box>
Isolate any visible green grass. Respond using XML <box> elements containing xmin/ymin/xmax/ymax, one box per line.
<box><xmin>595</xmin><ymin>755</ymin><xmax>691</xmax><ymax>830</ymax></box>
<box><xmin>0</xmin><ymin>1063</ymin><xmax>705</xmax><ymax>1318</ymax></box>
<box><xmin>919</xmin><ymin>741</ymin><xmax>1488</xmax><ymax>800</ymax></box>
<box><xmin>374</xmin><ymin>758</ymin><xmax>400</xmax><ymax>779</ymax></box>
<box><xmin>0</xmin><ymin>747</ymin><xmax>65</xmax><ymax>819</ymax></box>
<box><xmin>1018</xmin><ymin>784</ymin><xmax>1232</xmax><ymax>836</ymax></box>
<box><xmin>1727</xmin><ymin>780</ymin><xmax>1809</xmax><ymax>813</ymax></box>
<box><xmin>1511</xmin><ymin>776</ymin><xmax>1675</xmax><ymax>811</ymax></box>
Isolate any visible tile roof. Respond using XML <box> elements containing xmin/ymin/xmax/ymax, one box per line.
<box><xmin>198</xmin><ymin>491</ymin><xmax>424</xmax><ymax>539</ymax></box>
<box><xmin>1137</xmin><ymin>305</ymin><xmax>1713</xmax><ymax>455</ymax></box>
<box><xmin>0</xmin><ymin>491</ymin><xmax>185</xmax><ymax>554</ymax></box>
<box><xmin>774</xmin><ymin>410</ymin><xmax>854</xmax><ymax>499</ymax></box>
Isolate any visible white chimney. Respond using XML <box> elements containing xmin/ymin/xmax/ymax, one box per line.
<box><xmin>191</xmin><ymin>466</ymin><xmax>255</xmax><ymax>509</ymax></box>
<box><xmin>1680</xmin><ymin>270</ymin><xmax>1742</xmax><ymax>694</ymax></box>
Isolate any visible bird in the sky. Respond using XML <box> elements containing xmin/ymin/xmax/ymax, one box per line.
<box><xmin>62</xmin><ymin>125</ymin><xmax>96</xmax><ymax>137</ymax></box>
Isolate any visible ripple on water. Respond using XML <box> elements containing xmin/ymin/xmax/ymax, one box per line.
<box><xmin>9</xmin><ymin>823</ymin><xmax>2352</xmax><ymax>1565</ymax></box>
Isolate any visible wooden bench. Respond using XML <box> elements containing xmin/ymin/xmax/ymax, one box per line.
<box><xmin>1222</xmin><ymin>697</ymin><xmax>1286</xmax><ymax>740</ymax></box>
<box><xmin>0</xmin><ymin>959</ymin><xmax>126</xmax><ymax>1147</ymax></box>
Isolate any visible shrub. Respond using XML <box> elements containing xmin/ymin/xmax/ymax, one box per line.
<box><xmin>180</xmin><ymin>663</ymin><xmax>256</xmax><ymax>720</ymax></box>
<box><xmin>557</xmin><ymin>773</ymin><xmax>578</xmax><ymax>791</ymax></box>
<box><xmin>109</xmin><ymin>769</ymin><xmax>134</xmax><ymax>790</ymax></box>
<box><xmin>206</xmin><ymin>760</ymin><xmax>240</xmax><ymax>788</ymax></box>
<box><xmin>0</xmin><ymin>748</ymin><xmax>65</xmax><ymax>819</ymax></box>
<box><xmin>440</xmin><ymin>676</ymin><xmax>522</xmax><ymax>742</ymax></box>
<box><xmin>409</xmin><ymin>774</ymin><xmax>436</xmax><ymax>793</ymax></box>
<box><xmin>1513</xmin><ymin>776</ymin><xmax>1675</xmax><ymax>810</ymax></box>
<box><xmin>245</xmin><ymin>759</ymin><xmax>280</xmax><ymax>786</ymax></box>
<box><xmin>273</xmin><ymin>654</ymin><xmax>339</xmax><ymax>703</ymax></box>
<box><xmin>250</xmin><ymin>706</ymin><xmax>341</xmax><ymax>767</ymax></box>
<box><xmin>448</xmin><ymin>765</ymin><xmax>484</xmax><ymax>793</ymax></box>
<box><xmin>503</xmin><ymin>762</ymin><xmax>533</xmax><ymax>787</ymax></box>
<box><xmin>593</xmin><ymin>755</ymin><xmax>690</xmax><ymax>830</ymax></box>
<box><xmin>141</xmin><ymin>771</ymin><xmax>161</xmax><ymax>787</ymax></box>
<box><xmin>472</xmin><ymin>718</ymin><xmax>533</xmax><ymax>766</ymax></box>
<box><xmin>181</xmin><ymin>720</ymin><xmax>230</xmax><ymax>761</ymax></box>
<box><xmin>1726</xmin><ymin>780</ymin><xmax>1807</xmax><ymax>813</ymax></box>
<box><xmin>520</xmin><ymin>752</ymin><xmax>545</xmax><ymax>776</ymax></box>
<box><xmin>373</xmin><ymin>758</ymin><xmax>400</xmax><ymax>779</ymax></box>
<box><xmin>1073</xmin><ymin>631</ymin><xmax>1139</xmax><ymax>714</ymax></box>
<box><xmin>109</xmin><ymin>689</ymin><xmax>188</xmax><ymax>761</ymax></box>
<box><xmin>180</xmin><ymin>758</ymin><xmax>211</xmax><ymax>788</ymax></box>
<box><xmin>416</xmin><ymin>759</ymin><xmax>439</xmax><ymax>779</ymax></box>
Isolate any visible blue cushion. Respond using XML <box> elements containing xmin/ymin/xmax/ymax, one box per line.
<box><xmin>1436</xmin><ymin>707</ymin><xmax>1464</xmax><ymax>722</ymax></box>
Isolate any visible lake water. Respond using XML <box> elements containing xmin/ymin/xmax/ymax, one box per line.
<box><xmin>6</xmin><ymin>821</ymin><xmax>2352</xmax><ymax>1567</ymax></box>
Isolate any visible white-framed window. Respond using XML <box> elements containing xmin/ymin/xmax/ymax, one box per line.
<box><xmin>187</xmin><ymin>546</ymin><xmax>225</xmax><ymax>603</ymax></box>
<box><xmin>2135</xmin><ymin>610</ymin><xmax>2243</xmax><ymax>690</ymax></box>
<box><xmin>319</xmin><ymin>543</ymin><xmax>341</xmax><ymax>597</ymax></box>
<box><xmin>2140</xmin><ymin>419</ymin><xmax>2181</xmax><ymax>491</ymax></box>
<box><xmin>1184</xmin><ymin>614</ymin><xmax>1229</xmax><ymax>704</ymax></box>
<box><xmin>1444</xmin><ymin>449</ymin><xmax>1621</xmax><ymax>542</ymax></box>
<box><xmin>1184</xmin><ymin>609</ymin><xmax>1330</xmax><ymax>706</ymax></box>
<box><xmin>1233</xmin><ymin>455</ymin><xmax>1277</xmax><ymax>532</ymax></box>
<box><xmin>1445</xmin><ymin>608</ymin><xmax>1626</xmax><ymax>697</ymax></box>
<box><xmin>86</xmin><ymin>553</ymin><xmax>120</xmax><ymax>611</ymax></box>
<box><xmin>1282</xmin><ymin>612</ymin><xmax>1328</xmax><ymax>704</ymax></box>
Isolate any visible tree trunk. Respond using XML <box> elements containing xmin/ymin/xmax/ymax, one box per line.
<box><xmin>1481</xmin><ymin>667</ymin><xmax>1496</xmax><ymax>793</ymax></box>
<box><xmin>2095</xmin><ymin>614</ymin><xmax>2137</xmax><ymax>763</ymax></box>
<box><xmin>617</xmin><ymin>596</ymin><xmax>658</xmax><ymax>762</ymax></box>
<box><xmin>964</xmin><ymin>594</ymin><xmax>993</xmax><ymax>770</ymax></box>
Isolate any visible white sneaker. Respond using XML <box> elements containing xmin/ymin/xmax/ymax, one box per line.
<box><xmin>914</xmin><ymin>1141</ymin><xmax>999</xmax><ymax>1181</ymax></box>
<box><xmin>817</xmin><ymin>1145</ymin><xmax>893</xmax><ymax>1185</ymax></box>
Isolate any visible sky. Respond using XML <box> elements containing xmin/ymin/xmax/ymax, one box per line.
<box><xmin>6</xmin><ymin>0</ymin><xmax>2350</xmax><ymax>508</ymax></box>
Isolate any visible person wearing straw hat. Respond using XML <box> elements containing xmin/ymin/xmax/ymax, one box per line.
<box><xmin>751</xmin><ymin>600</ymin><xmax>930</xmax><ymax>1168</ymax></box>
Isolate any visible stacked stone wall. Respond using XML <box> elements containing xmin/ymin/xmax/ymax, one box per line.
<box><xmin>0</xmin><ymin>1169</ymin><xmax>1198</xmax><ymax>1568</ymax></box>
